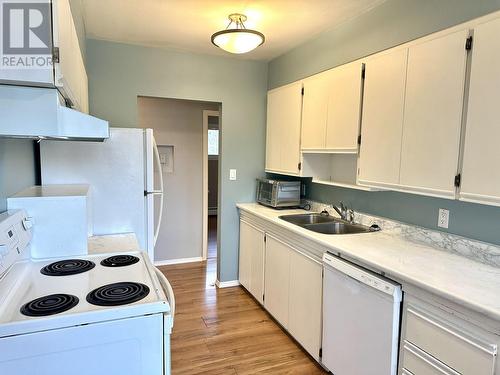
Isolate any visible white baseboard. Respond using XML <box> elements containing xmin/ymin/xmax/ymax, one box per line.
<box><xmin>154</xmin><ymin>257</ymin><xmax>203</xmax><ymax>266</ymax></box>
<box><xmin>215</xmin><ymin>279</ymin><xmax>240</xmax><ymax>288</ymax></box>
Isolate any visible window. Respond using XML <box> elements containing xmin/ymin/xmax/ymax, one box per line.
<box><xmin>208</xmin><ymin>129</ymin><xmax>219</xmax><ymax>156</ymax></box>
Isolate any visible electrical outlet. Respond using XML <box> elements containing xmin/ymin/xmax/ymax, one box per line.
<box><xmin>438</xmin><ymin>208</ymin><xmax>450</xmax><ymax>229</ymax></box>
<box><xmin>229</xmin><ymin>169</ymin><xmax>237</xmax><ymax>181</ymax></box>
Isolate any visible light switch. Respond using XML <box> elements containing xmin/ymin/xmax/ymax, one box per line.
<box><xmin>229</xmin><ymin>169</ymin><xmax>237</xmax><ymax>181</ymax></box>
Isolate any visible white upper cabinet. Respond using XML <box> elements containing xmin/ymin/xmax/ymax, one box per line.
<box><xmin>399</xmin><ymin>30</ymin><xmax>469</xmax><ymax>198</ymax></box>
<box><xmin>0</xmin><ymin>0</ymin><xmax>88</xmax><ymax>114</ymax></box>
<box><xmin>301</xmin><ymin>61</ymin><xmax>363</xmax><ymax>153</ymax></box>
<box><xmin>325</xmin><ymin>62</ymin><xmax>363</xmax><ymax>152</ymax></box>
<box><xmin>53</xmin><ymin>0</ymin><xmax>88</xmax><ymax>113</ymax></box>
<box><xmin>460</xmin><ymin>17</ymin><xmax>500</xmax><ymax>206</ymax></box>
<box><xmin>358</xmin><ymin>48</ymin><xmax>408</xmax><ymax>188</ymax></box>
<box><xmin>301</xmin><ymin>73</ymin><xmax>330</xmax><ymax>150</ymax></box>
<box><xmin>265</xmin><ymin>82</ymin><xmax>303</xmax><ymax>175</ymax></box>
<box><xmin>360</xmin><ymin>30</ymin><xmax>470</xmax><ymax>197</ymax></box>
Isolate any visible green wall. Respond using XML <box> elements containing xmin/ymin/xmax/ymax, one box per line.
<box><xmin>268</xmin><ymin>0</ymin><xmax>500</xmax><ymax>246</ymax></box>
<box><xmin>85</xmin><ymin>39</ymin><xmax>268</xmax><ymax>282</ymax></box>
<box><xmin>0</xmin><ymin>140</ymin><xmax>36</xmax><ymax>212</ymax></box>
<box><xmin>269</xmin><ymin>0</ymin><xmax>500</xmax><ymax>88</ymax></box>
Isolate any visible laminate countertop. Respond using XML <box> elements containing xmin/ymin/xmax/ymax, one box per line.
<box><xmin>237</xmin><ymin>203</ymin><xmax>500</xmax><ymax>322</ymax></box>
<box><xmin>88</xmin><ymin>233</ymin><xmax>141</xmax><ymax>255</ymax></box>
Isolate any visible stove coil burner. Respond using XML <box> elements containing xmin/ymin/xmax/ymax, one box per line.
<box><xmin>21</xmin><ymin>294</ymin><xmax>79</xmax><ymax>317</ymax></box>
<box><xmin>86</xmin><ymin>282</ymin><xmax>150</xmax><ymax>306</ymax></box>
<box><xmin>100</xmin><ymin>255</ymin><xmax>140</xmax><ymax>267</ymax></box>
<box><xmin>41</xmin><ymin>259</ymin><xmax>95</xmax><ymax>276</ymax></box>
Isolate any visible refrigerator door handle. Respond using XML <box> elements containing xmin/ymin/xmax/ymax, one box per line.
<box><xmin>145</xmin><ymin>190</ymin><xmax>163</xmax><ymax>195</ymax></box>
<box><xmin>153</xmin><ymin>136</ymin><xmax>164</xmax><ymax>247</ymax></box>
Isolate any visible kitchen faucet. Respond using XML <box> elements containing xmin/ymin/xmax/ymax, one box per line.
<box><xmin>324</xmin><ymin>201</ymin><xmax>355</xmax><ymax>223</ymax></box>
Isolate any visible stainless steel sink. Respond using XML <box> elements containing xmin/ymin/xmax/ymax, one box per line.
<box><xmin>279</xmin><ymin>213</ymin><xmax>377</xmax><ymax>235</ymax></box>
<box><xmin>278</xmin><ymin>213</ymin><xmax>337</xmax><ymax>226</ymax></box>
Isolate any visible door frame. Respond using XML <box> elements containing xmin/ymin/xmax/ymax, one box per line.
<box><xmin>202</xmin><ymin>110</ymin><xmax>220</xmax><ymax>260</ymax></box>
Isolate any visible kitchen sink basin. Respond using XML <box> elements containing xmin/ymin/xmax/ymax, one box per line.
<box><xmin>279</xmin><ymin>213</ymin><xmax>377</xmax><ymax>235</ymax></box>
<box><xmin>278</xmin><ymin>213</ymin><xmax>337</xmax><ymax>226</ymax></box>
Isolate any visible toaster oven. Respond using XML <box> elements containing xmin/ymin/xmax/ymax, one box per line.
<box><xmin>256</xmin><ymin>178</ymin><xmax>301</xmax><ymax>208</ymax></box>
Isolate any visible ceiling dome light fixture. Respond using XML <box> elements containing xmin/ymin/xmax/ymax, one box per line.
<box><xmin>211</xmin><ymin>13</ymin><xmax>265</xmax><ymax>54</ymax></box>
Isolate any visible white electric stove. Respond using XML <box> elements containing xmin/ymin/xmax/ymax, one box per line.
<box><xmin>0</xmin><ymin>210</ymin><xmax>175</xmax><ymax>375</ymax></box>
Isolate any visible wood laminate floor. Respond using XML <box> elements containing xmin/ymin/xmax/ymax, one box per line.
<box><xmin>159</xmin><ymin>259</ymin><xmax>328</xmax><ymax>374</ymax></box>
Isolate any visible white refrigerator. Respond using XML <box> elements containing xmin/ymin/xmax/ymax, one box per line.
<box><xmin>40</xmin><ymin>128</ymin><xmax>164</xmax><ymax>260</ymax></box>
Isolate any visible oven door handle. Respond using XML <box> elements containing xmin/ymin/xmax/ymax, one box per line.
<box><xmin>154</xmin><ymin>266</ymin><xmax>175</xmax><ymax>327</ymax></box>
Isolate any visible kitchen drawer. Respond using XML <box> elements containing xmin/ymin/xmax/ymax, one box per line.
<box><xmin>405</xmin><ymin>306</ymin><xmax>497</xmax><ymax>375</ymax></box>
<box><xmin>402</xmin><ymin>341</ymin><xmax>459</xmax><ymax>375</ymax></box>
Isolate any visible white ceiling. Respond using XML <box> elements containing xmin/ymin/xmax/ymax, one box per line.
<box><xmin>81</xmin><ymin>0</ymin><xmax>387</xmax><ymax>61</ymax></box>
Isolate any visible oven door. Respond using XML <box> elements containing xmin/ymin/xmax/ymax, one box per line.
<box><xmin>154</xmin><ymin>266</ymin><xmax>176</xmax><ymax>375</ymax></box>
<box><xmin>257</xmin><ymin>181</ymin><xmax>276</xmax><ymax>206</ymax></box>
<box><xmin>0</xmin><ymin>314</ymin><xmax>165</xmax><ymax>375</ymax></box>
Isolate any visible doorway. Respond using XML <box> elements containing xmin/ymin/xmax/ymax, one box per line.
<box><xmin>203</xmin><ymin>110</ymin><xmax>220</xmax><ymax>261</ymax></box>
<box><xmin>137</xmin><ymin>97</ymin><xmax>220</xmax><ymax>268</ymax></box>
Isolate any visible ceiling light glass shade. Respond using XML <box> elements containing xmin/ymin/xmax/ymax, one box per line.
<box><xmin>211</xmin><ymin>14</ymin><xmax>265</xmax><ymax>54</ymax></box>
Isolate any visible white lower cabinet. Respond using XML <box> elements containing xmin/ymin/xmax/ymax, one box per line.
<box><xmin>264</xmin><ymin>234</ymin><xmax>291</xmax><ymax>328</ymax></box>
<box><xmin>264</xmin><ymin>234</ymin><xmax>323</xmax><ymax>359</ymax></box>
<box><xmin>288</xmin><ymin>249</ymin><xmax>323</xmax><ymax>359</ymax></box>
<box><xmin>238</xmin><ymin>220</ymin><xmax>265</xmax><ymax>304</ymax></box>
<box><xmin>239</xmin><ymin>220</ymin><xmax>323</xmax><ymax>360</ymax></box>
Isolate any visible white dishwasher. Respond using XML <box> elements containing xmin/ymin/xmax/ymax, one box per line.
<box><xmin>322</xmin><ymin>252</ymin><xmax>402</xmax><ymax>375</ymax></box>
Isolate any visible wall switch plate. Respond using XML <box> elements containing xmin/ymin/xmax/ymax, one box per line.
<box><xmin>229</xmin><ymin>169</ymin><xmax>237</xmax><ymax>181</ymax></box>
<box><xmin>438</xmin><ymin>208</ymin><xmax>450</xmax><ymax>229</ymax></box>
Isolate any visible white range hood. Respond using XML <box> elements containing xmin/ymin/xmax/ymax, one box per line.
<box><xmin>0</xmin><ymin>85</ymin><xmax>109</xmax><ymax>141</ymax></box>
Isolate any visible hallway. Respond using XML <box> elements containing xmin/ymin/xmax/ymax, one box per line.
<box><xmin>159</xmin><ymin>259</ymin><xmax>327</xmax><ymax>374</ymax></box>
<box><xmin>208</xmin><ymin>215</ymin><xmax>217</xmax><ymax>259</ymax></box>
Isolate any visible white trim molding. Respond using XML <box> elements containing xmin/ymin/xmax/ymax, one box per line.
<box><xmin>154</xmin><ymin>257</ymin><xmax>203</xmax><ymax>266</ymax></box>
<box><xmin>215</xmin><ymin>279</ymin><xmax>240</xmax><ymax>288</ymax></box>
<box><xmin>203</xmin><ymin>109</ymin><xmax>220</xmax><ymax>261</ymax></box>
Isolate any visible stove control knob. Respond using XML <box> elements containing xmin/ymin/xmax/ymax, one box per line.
<box><xmin>22</xmin><ymin>218</ymin><xmax>33</xmax><ymax>230</ymax></box>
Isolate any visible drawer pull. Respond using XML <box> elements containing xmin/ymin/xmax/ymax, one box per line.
<box><xmin>404</xmin><ymin>341</ymin><xmax>460</xmax><ymax>375</ymax></box>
